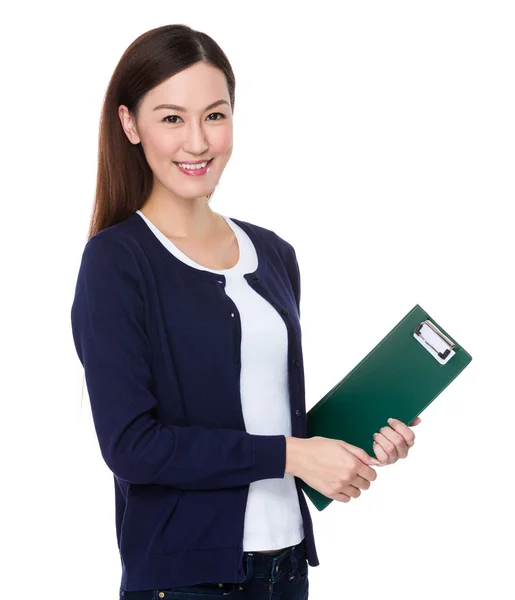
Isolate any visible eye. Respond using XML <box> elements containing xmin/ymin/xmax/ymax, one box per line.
<box><xmin>162</xmin><ymin>112</ymin><xmax>226</xmax><ymax>124</ymax></box>
<box><xmin>207</xmin><ymin>112</ymin><xmax>226</xmax><ymax>121</ymax></box>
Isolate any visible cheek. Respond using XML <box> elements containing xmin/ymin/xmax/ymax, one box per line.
<box><xmin>223</xmin><ymin>142</ymin><xmax>233</xmax><ymax>161</ymax></box>
<box><xmin>211</xmin><ymin>129</ymin><xmax>233</xmax><ymax>155</ymax></box>
<box><xmin>159</xmin><ymin>139</ymin><xmax>182</xmax><ymax>159</ymax></box>
<box><xmin>144</xmin><ymin>131</ymin><xmax>180</xmax><ymax>161</ymax></box>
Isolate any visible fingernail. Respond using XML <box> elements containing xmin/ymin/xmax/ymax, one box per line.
<box><xmin>387</xmin><ymin>418</ymin><xmax>394</xmax><ymax>424</ymax></box>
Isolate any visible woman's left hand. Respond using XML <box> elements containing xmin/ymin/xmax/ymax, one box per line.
<box><xmin>372</xmin><ymin>417</ymin><xmax>422</xmax><ymax>466</ymax></box>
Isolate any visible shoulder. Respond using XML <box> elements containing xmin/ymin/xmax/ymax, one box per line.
<box><xmin>87</xmin><ymin>213</ymin><xmax>143</xmax><ymax>258</ymax></box>
<box><xmin>227</xmin><ymin>216</ymin><xmax>296</xmax><ymax>260</ymax></box>
<box><xmin>81</xmin><ymin>213</ymin><xmax>156</xmax><ymax>282</ymax></box>
<box><xmin>78</xmin><ymin>215</ymin><xmax>147</xmax><ymax>289</ymax></box>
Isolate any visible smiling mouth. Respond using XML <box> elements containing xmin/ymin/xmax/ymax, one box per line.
<box><xmin>173</xmin><ymin>158</ymin><xmax>214</xmax><ymax>167</ymax></box>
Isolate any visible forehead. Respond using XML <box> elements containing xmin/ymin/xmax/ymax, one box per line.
<box><xmin>143</xmin><ymin>62</ymin><xmax>229</xmax><ymax>109</ymax></box>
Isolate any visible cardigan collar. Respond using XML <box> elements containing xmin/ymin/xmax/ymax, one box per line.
<box><xmin>126</xmin><ymin>211</ymin><xmax>269</xmax><ymax>286</ymax></box>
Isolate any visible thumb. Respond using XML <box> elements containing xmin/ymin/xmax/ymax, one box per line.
<box><xmin>341</xmin><ymin>441</ymin><xmax>382</xmax><ymax>466</ymax></box>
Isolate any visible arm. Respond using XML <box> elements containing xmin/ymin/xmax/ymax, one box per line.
<box><xmin>71</xmin><ymin>237</ymin><xmax>286</xmax><ymax>489</ymax></box>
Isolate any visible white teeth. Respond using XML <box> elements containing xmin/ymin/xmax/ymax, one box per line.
<box><xmin>178</xmin><ymin>160</ymin><xmax>209</xmax><ymax>170</ymax></box>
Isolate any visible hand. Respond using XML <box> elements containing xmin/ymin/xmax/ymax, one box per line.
<box><xmin>372</xmin><ymin>416</ymin><xmax>422</xmax><ymax>466</ymax></box>
<box><xmin>286</xmin><ymin>436</ymin><xmax>379</xmax><ymax>503</ymax></box>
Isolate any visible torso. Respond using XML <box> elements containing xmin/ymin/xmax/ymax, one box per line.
<box><xmin>171</xmin><ymin>219</ymin><xmax>281</xmax><ymax>554</ymax></box>
<box><xmin>169</xmin><ymin>216</ymin><xmax>286</xmax><ymax>555</ymax></box>
<box><xmin>138</xmin><ymin>208</ymin><xmax>287</xmax><ymax>555</ymax></box>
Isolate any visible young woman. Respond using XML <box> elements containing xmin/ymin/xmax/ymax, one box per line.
<box><xmin>71</xmin><ymin>24</ymin><xmax>420</xmax><ymax>600</ymax></box>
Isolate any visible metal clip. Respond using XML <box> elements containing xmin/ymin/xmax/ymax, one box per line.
<box><xmin>413</xmin><ymin>320</ymin><xmax>456</xmax><ymax>365</ymax></box>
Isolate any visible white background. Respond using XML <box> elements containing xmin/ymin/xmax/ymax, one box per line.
<box><xmin>2</xmin><ymin>1</ymin><xmax>513</xmax><ymax>598</ymax></box>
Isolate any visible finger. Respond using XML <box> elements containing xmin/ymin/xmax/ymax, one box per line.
<box><xmin>345</xmin><ymin>484</ymin><xmax>362</xmax><ymax>499</ymax></box>
<box><xmin>335</xmin><ymin>491</ymin><xmax>351</xmax><ymax>503</ymax></box>
<box><xmin>372</xmin><ymin>440</ymin><xmax>389</xmax><ymax>465</ymax></box>
<box><xmin>352</xmin><ymin>473</ymin><xmax>372</xmax><ymax>490</ymax></box>
<box><xmin>356</xmin><ymin>461</ymin><xmax>379</xmax><ymax>481</ymax></box>
<box><xmin>387</xmin><ymin>417</ymin><xmax>416</xmax><ymax>447</ymax></box>
<box><xmin>374</xmin><ymin>430</ymin><xmax>401</xmax><ymax>462</ymax></box>
<box><xmin>344</xmin><ymin>443</ymin><xmax>382</xmax><ymax>467</ymax></box>
<box><xmin>411</xmin><ymin>417</ymin><xmax>422</xmax><ymax>426</ymax></box>
<box><xmin>380</xmin><ymin>425</ymin><xmax>408</xmax><ymax>459</ymax></box>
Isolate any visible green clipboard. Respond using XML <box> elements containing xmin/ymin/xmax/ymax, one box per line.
<box><xmin>300</xmin><ymin>304</ymin><xmax>472</xmax><ymax>511</ymax></box>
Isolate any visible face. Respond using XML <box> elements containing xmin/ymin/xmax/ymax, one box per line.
<box><xmin>119</xmin><ymin>62</ymin><xmax>233</xmax><ymax>203</ymax></box>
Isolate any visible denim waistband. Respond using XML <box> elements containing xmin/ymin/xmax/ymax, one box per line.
<box><xmin>120</xmin><ymin>538</ymin><xmax>307</xmax><ymax>599</ymax></box>
<box><xmin>242</xmin><ymin>537</ymin><xmax>307</xmax><ymax>581</ymax></box>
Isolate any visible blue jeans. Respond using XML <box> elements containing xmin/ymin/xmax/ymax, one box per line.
<box><xmin>119</xmin><ymin>538</ymin><xmax>309</xmax><ymax>599</ymax></box>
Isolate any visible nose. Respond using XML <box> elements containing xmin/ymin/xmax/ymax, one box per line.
<box><xmin>182</xmin><ymin>120</ymin><xmax>209</xmax><ymax>155</ymax></box>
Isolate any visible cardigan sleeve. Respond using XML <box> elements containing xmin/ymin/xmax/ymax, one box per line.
<box><xmin>70</xmin><ymin>236</ymin><xmax>286</xmax><ymax>489</ymax></box>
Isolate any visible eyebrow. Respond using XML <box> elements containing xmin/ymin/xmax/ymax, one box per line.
<box><xmin>152</xmin><ymin>99</ymin><xmax>230</xmax><ymax>112</ymax></box>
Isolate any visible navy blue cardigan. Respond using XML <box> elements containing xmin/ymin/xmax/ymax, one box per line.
<box><xmin>70</xmin><ymin>212</ymin><xmax>319</xmax><ymax>591</ymax></box>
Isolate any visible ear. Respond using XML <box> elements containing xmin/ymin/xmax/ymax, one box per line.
<box><xmin>118</xmin><ymin>105</ymin><xmax>141</xmax><ymax>145</ymax></box>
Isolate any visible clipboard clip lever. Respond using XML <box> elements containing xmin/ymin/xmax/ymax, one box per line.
<box><xmin>413</xmin><ymin>320</ymin><xmax>456</xmax><ymax>365</ymax></box>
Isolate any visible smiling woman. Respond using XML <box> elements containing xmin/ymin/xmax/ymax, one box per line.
<box><xmin>114</xmin><ymin>58</ymin><xmax>235</xmax><ymax>242</ymax></box>
<box><xmin>117</xmin><ymin>63</ymin><xmax>234</xmax><ymax>209</ymax></box>
<box><xmin>85</xmin><ymin>27</ymin><xmax>237</xmax><ymax>242</ymax></box>
<box><xmin>72</xmin><ymin>22</ymin><xmax>314</xmax><ymax>600</ymax></box>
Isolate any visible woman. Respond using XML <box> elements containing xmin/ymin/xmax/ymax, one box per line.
<box><xmin>71</xmin><ymin>24</ymin><xmax>420</xmax><ymax>600</ymax></box>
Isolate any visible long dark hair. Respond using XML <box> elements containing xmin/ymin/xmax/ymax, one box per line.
<box><xmin>86</xmin><ymin>24</ymin><xmax>236</xmax><ymax>242</ymax></box>
<box><xmin>79</xmin><ymin>25</ymin><xmax>236</xmax><ymax>408</ymax></box>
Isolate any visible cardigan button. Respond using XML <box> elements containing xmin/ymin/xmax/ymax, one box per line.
<box><xmin>295</xmin><ymin>409</ymin><xmax>302</xmax><ymax>417</ymax></box>
<box><xmin>251</xmin><ymin>274</ymin><xmax>259</xmax><ymax>280</ymax></box>
<box><xmin>158</xmin><ymin>593</ymin><xmax>165</xmax><ymax>599</ymax></box>
<box><xmin>293</xmin><ymin>359</ymin><xmax>300</xmax><ymax>367</ymax></box>
<box><xmin>281</xmin><ymin>309</ymin><xmax>289</xmax><ymax>315</ymax></box>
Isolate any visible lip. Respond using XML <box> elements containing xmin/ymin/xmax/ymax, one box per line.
<box><xmin>173</xmin><ymin>158</ymin><xmax>213</xmax><ymax>165</ymax></box>
<box><xmin>174</xmin><ymin>158</ymin><xmax>214</xmax><ymax>176</ymax></box>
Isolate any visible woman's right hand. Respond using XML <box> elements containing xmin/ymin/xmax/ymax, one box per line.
<box><xmin>285</xmin><ymin>436</ymin><xmax>380</xmax><ymax>503</ymax></box>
